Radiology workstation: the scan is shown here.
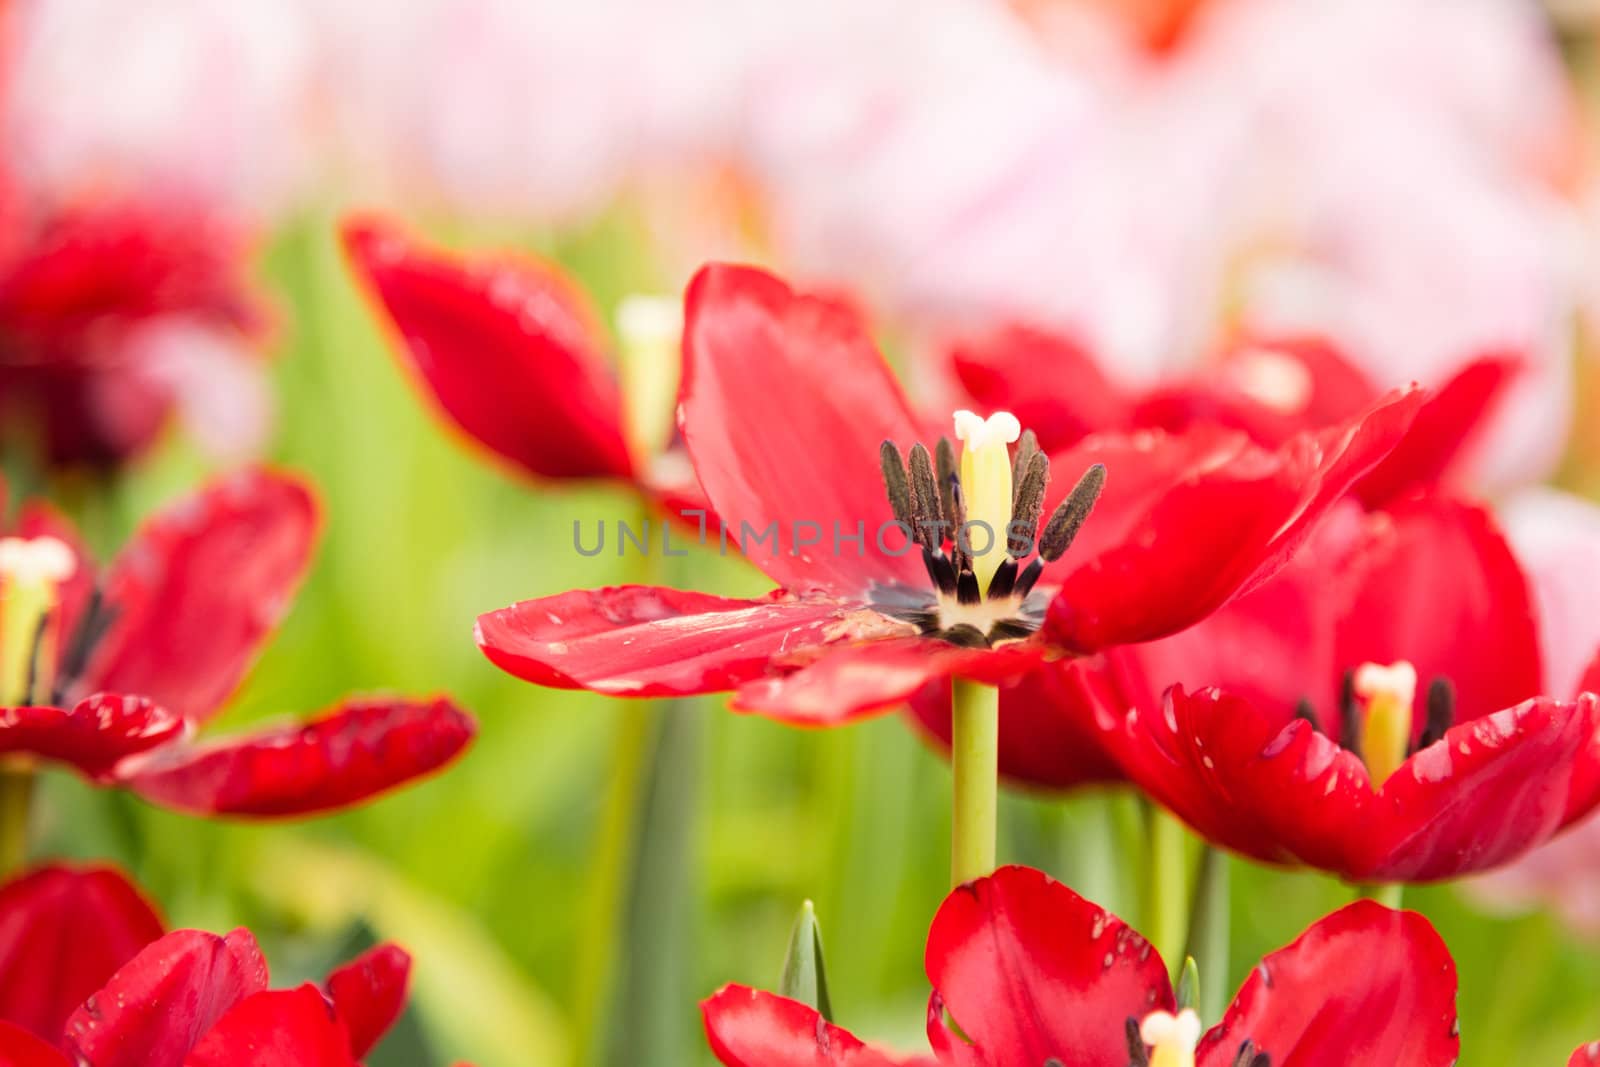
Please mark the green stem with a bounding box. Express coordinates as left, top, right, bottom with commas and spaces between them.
951, 679, 1000, 886
570, 703, 661, 1066
1145, 803, 1191, 973
1182, 847, 1229, 1023
1364, 882, 1404, 909
0, 767, 35, 878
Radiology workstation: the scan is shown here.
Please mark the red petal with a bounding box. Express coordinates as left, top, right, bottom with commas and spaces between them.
681, 264, 925, 595
1120, 687, 1372, 872
182, 986, 357, 1067
904, 658, 1126, 790
0, 865, 163, 1044
1354, 354, 1518, 508
1196, 902, 1458, 1067
0, 695, 187, 780
701, 986, 933, 1067
1362, 696, 1600, 882
119, 697, 474, 817
1573, 1042, 1600, 1066
63, 928, 268, 1067
13, 501, 96, 657
76, 470, 318, 723
1336, 496, 1541, 729
734, 638, 1044, 727
923, 866, 1173, 1063
340, 216, 632, 482
949, 326, 1127, 453
324, 944, 410, 1059
0, 1021, 69, 1066
1046, 389, 1422, 650
477, 587, 848, 697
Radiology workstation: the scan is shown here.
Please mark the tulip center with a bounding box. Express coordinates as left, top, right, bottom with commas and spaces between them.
615, 293, 684, 474
874, 412, 1105, 648
1352, 661, 1415, 786
1141, 1009, 1201, 1067
0, 536, 75, 706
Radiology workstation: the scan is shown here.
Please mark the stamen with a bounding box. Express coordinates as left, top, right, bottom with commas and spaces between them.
1339, 670, 1362, 760
1013, 558, 1045, 599
956, 569, 982, 606
935, 437, 958, 530
1008, 451, 1049, 559
987, 558, 1019, 600
1293, 698, 1318, 731
1353, 661, 1417, 786
53, 587, 115, 704
940, 624, 988, 648
1038, 464, 1106, 562
1232, 1041, 1271, 1067
1140, 1008, 1201, 1067
908, 443, 943, 549
879, 441, 916, 533
1413, 676, 1456, 752
948, 474, 972, 576
1012, 429, 1040, 503
1126, 1017, 1151, 1067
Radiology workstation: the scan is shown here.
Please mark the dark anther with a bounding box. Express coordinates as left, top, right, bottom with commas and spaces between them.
22, 610, 51, 707
1045, 1061, 1065, 1067
956, 568, 982, 606
987, 619, 1036, 642
940, 624, 989, 648
1038, 463, 1106, 562
1339, 669, 1362, 760
1126, 1017, 1152, 1067
1012, 429, 1039, 504
948, 474, 972, 574
935, 437, 958, 529
1414, 676, 1456, 752
1008, 451, 1050, 558
1293, 698, 1319, 732
53, 586, 116, 704
922, 546, 959, 597
1233, 1040, 1270, 1067
908, 443, 942, 550
988, 558, 1018, 600
1013, 558, 1045, 599
880, 441, 916, 532
1124, 1017, 1150, 1067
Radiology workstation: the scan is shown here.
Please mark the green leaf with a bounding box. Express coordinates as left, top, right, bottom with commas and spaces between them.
1175, 956, 1200, 1013
779, 900, 834, 1021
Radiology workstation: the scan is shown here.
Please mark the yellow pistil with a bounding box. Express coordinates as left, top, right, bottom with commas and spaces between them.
615, 294, 684, 474
1354, 661, 1417, 786
952, 410, 1021, 593
1141, 1008, 1201, 1067
0, 536, 76, 707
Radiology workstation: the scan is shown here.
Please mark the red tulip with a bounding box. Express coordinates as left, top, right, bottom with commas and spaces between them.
0, 468, 474, 817
953, 328, 1516, 510
703, 865, 1458, 1066
477, 264, 1420, 731
1064, 494, 1600, 882
1573, 1041, 1600, 1066
0, 864, 418, 1065
0, 191, 271, 468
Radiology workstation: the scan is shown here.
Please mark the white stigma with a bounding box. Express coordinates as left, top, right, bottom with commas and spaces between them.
1141, 1009, 1202, 1067
1226, 347, 1314, 413
952, 410, 1021, 453
616, 294, 683, 347
1353, 661, 1418, 708
0, 536, 76, 588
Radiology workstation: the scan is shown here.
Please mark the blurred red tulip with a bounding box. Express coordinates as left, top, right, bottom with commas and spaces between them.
704, 865, 1458, 1065
0, 468, 474, 817
0, 192, 272, 469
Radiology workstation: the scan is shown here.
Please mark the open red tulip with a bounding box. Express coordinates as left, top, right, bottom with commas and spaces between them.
1066, 494, 1600, 882
953, 328, 1516, 511
0, 468, 473, 817
477, 263, 1420, 732
0, 189, 270, 469
0, 863, 418, 1064
704, 865, 1458, 1066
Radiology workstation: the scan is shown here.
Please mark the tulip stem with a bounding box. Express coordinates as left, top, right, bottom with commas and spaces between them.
951, 679, 1000, 886
0, 766, 34, 878
1145, 803, 1191, 974
1183, 846, 1229, 1023
1364, 882, 1404, 909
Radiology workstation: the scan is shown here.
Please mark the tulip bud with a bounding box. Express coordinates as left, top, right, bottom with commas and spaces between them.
778, 899, 833, 1021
